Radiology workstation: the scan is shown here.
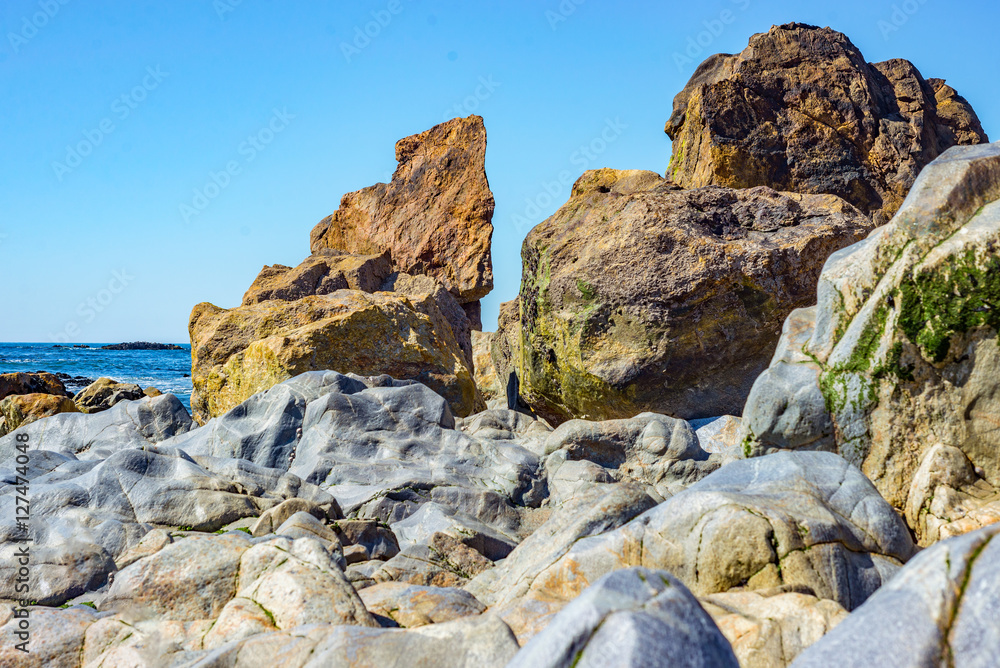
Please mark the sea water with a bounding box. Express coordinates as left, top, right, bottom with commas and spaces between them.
0, 343, 192, 410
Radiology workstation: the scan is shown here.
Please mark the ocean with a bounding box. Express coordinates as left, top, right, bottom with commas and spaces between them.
0, 343, 193, 410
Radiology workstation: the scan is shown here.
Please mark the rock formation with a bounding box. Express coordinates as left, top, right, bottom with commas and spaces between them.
665, 23, 988, 225
0, 371, 70, 401
792, 523, 1000, 667
189, 116, 495, 422
501, 168, 872, 423
0, 393, 78, 436
310, 115, 494, 305
4, 23, 999, 668
73, 377, 145, 413
741, 141, 1000, 545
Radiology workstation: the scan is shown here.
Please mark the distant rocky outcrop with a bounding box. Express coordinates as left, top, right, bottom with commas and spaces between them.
741, 141, 1000, 546
100, 342, 185, 350
189, 116, 494, 423
665, 23, 988, 225
310, 115, 495, 305
495, 168, 872, 423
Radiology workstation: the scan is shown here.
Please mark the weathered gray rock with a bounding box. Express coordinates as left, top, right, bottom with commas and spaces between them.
183, 613, 519, 667
694, 415, 743, 456
203, 536, 376, 649
101, 532, 254, 621
0, 445, 333, 606
275, 511, 345, 568
391, 501, 518, 561
359, 582, 485, 628
792, 523, 1000, 667
373, 532, 494, 588
334, 520, 401, 561
0, 605, 104, 667
250, 497, 337, 537
0, 538, 115, 607
164, 370, 371, 470
701, 589, 848, 668
290, 381, 545, 514
741, 142, 1000, 542
466, 483, 656, 643
904, 443, 1000, 546
0, 393, 194, 461
519, 452, 915, 614
509, 567, 739, 668
542, 413, 720, 498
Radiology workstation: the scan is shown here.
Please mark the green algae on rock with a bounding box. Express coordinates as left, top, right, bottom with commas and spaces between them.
740, 141, 1000, 545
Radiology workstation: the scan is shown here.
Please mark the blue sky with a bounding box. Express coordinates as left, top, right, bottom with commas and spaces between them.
1, 0, 996, 343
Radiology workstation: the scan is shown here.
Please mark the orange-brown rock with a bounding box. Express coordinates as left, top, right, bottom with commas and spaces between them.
0, 393, 79, 436
0, 372, 70, 401
189, 290, 483, 423
241, 251, 392, 306
310, 116, 494, 303
665, 23, 988, 225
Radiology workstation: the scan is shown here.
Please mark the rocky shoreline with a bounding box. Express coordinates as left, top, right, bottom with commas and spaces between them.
1, 23, 998, 668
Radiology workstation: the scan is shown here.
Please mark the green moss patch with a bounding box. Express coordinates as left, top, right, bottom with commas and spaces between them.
898, 248, 1000, 363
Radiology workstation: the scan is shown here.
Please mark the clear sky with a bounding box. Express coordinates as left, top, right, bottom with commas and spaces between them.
1, 0, 996, 343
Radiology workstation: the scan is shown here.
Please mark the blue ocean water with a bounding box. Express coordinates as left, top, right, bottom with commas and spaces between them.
0, 343, 192, 410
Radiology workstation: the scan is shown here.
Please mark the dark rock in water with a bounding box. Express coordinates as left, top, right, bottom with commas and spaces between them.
100, 342, 185, 351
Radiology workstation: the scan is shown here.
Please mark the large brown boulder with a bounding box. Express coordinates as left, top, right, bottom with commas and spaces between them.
310, 115, 494, 303
0, 393, 79, 436
189, 290, 482, 422
505, 168, 873, 424
74, 378, 145, 413
0, 372, 70, 401
665, 23, 988, 225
